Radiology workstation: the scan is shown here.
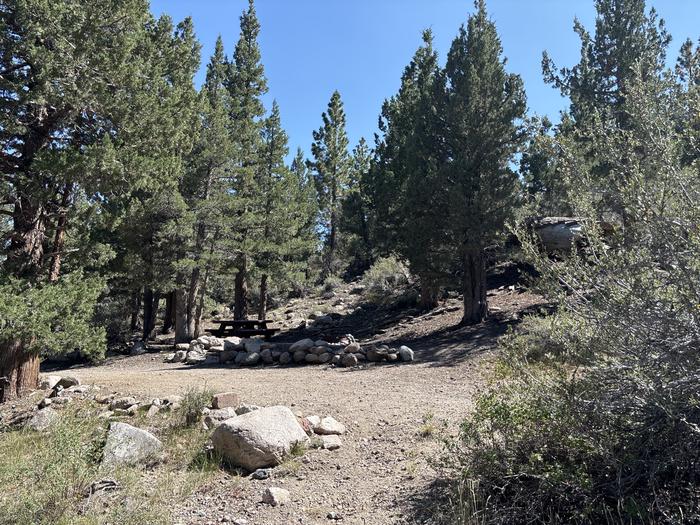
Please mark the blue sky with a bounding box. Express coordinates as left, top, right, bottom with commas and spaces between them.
150, 0, 700, 159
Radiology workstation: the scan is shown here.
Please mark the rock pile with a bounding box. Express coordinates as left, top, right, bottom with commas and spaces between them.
166, 334, 415, 369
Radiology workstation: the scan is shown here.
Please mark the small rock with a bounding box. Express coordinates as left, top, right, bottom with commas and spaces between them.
399, 345, 415, 362
212, 392, 239, 409
204, 407, 239, 428
261, 349, 274, 364
318, 352, 332, 364
289, 339, 315, 353
56, 376, 80, 389
261, 487, 290, 507
314, 416, 346, 435
321, 435, 342, 450
305, 353, 320, 364
110, 397, 137, 410
242, 352, 260, 366
341, 354, 358, 367
26, 407, 59, 431
250, 468, 271, 480
130, 341, 147, 356
279, 352, 291, 365
102, 422, 163, 468
38, 397, 52, 409
98, 411, 114, 419
235, 404, 260, 415
293, 350, 307, 364
146, 405, 160, 418
344, 342, 361, 354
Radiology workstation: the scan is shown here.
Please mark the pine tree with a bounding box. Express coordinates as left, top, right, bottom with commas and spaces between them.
310, 91, 351, 277
443, 0, 526, 324
543, 0, 670, 129
226, 0, 268, 319
254, 101, 289, 319
372, 29, 450, 307
178, 35, 235, 341
340, 137, 374, 275
542, 0, 671, 228
0, 1, 199, 399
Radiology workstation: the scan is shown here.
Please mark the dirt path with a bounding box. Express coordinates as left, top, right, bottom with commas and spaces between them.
51, 287, 543, 524
58, 345, 490, 524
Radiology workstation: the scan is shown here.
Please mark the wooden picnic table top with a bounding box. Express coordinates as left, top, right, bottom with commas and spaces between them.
211, 319, 273, 325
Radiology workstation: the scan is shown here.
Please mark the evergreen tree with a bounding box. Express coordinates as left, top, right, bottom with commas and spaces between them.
254, 101, 289, 319
226, 0, 268, 319
340, 138, 374, 275
443, 0, 526, 324
310, 91, 351, 277
0, 1, 199, 399
542, 0, 671, 227
543, 0, 670, 129
371, 29, 451, 307
179, 35, 235, 341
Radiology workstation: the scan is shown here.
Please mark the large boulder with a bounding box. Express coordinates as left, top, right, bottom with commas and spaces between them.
289, 339, 315, 353
102, 422, 163, 468
211, 406, 309, 471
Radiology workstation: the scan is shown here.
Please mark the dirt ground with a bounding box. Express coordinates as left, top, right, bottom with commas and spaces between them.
50, 283, 546, 525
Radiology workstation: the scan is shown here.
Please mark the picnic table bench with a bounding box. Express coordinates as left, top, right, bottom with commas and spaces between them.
208, 319, 280, 340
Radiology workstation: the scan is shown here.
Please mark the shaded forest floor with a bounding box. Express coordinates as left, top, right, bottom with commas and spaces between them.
46, 272, 547, 525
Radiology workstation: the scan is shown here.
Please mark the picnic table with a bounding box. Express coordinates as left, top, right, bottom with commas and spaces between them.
208, 319, 279, 340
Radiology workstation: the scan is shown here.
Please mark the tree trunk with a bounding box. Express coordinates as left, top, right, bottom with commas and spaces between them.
130, 291, 142, 332
326, 209, 338, 277
162, 291, 175, 334
419, 278, 439, 310
0, 339, 40, 402
194, 266, 211, 338
234, 254, 248, 320
187, 267, 200, 336
462, 247, 488, 325
175, 287, 190, 344
6, 196, 46, 279
48, 183, 73, 283
258, 274, 268, 320
142, 289, 160, 341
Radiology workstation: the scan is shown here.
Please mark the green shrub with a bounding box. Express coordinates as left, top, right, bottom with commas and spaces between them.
174, 387, 213, 428
440, 70, 700, 524
360, 256, 410, 304
318, 275, 343, 294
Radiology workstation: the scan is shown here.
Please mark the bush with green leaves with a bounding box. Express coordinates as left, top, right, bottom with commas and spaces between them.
360, 256, 410, 304
174, 387, 214, 428
0, 271, 105, 360
442, 68, 700, 524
